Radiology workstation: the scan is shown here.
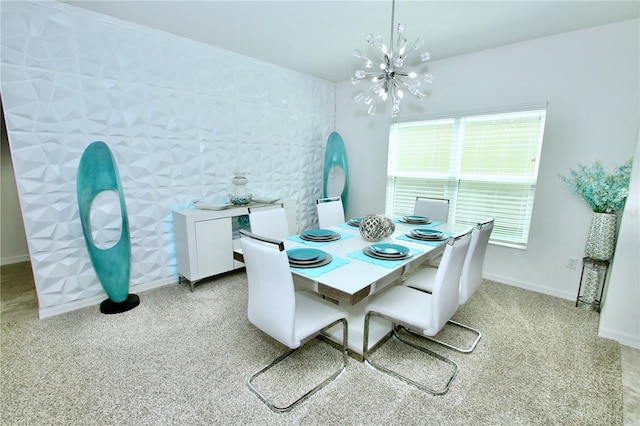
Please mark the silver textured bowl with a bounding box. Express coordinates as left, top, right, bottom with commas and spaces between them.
229, 193, 253, 205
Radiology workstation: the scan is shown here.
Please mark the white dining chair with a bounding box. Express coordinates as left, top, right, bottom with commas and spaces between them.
239, 229, 348, 412
413, 196, 450, 222
363, 232, 471, 395
403, 218, 494, 353
248, 204, 289, 240
316, 196, 345, 229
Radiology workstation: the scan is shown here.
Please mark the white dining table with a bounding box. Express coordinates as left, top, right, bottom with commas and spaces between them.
237, 218, 472, 357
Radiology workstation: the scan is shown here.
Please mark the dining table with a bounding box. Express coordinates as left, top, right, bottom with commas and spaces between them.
235, 216, 472, 358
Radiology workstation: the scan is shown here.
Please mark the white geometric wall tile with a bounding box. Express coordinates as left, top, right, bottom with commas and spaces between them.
31, 248, 104, 309
193, 50, 238, 97
9, 145, 49, 193
19, 192, 83, 252
75, 22, 144, 82
130, 237, 176, 285
125, 192, 170, 237
268, 77, 296, 109
235, 66, 271, 105
1, 0, 336, 317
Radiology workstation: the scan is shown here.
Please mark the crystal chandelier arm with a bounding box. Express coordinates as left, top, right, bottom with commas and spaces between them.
367, 35, 389, 64
354, 79, 384, 102
353, 49, 375, 68
394, 75, 427, 99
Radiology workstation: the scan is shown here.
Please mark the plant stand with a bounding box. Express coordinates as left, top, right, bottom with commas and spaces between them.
575, 257, 610, 312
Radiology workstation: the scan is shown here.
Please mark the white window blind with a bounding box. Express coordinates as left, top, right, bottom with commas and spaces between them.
386, 107, 547, 247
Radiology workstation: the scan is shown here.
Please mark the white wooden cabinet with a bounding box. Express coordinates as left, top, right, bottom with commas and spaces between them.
173, 200, 296, 290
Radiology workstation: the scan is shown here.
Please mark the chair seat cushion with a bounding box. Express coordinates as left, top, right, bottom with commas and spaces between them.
293, 292, 345, 344
366, 286, 432, 332
403, 267, 437, 293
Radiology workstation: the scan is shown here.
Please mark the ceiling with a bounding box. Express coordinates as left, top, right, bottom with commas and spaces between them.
61, 1, 639, 83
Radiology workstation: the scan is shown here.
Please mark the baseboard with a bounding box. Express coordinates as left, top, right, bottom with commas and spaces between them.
483, 272, 575, 301
0, 254, 31, 266
598, 327, 640, 349
38, 276, 178, 319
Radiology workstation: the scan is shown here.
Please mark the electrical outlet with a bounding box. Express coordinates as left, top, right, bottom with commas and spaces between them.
567, 256, 578, 269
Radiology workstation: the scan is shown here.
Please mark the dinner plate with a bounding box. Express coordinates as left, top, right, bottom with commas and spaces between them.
412, 228, 445, 237
400, 215, 431, 224
407, 231, 448, 241
347, 218, 362, 227
287, 248, 325, 262
289, 253, 333, 268
369, 243, 410, 257
300, 233, 341, 242
303, 229, 336, 238
363, 246, 412, 261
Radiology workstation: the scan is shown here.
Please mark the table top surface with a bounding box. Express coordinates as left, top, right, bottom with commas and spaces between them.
283, 219, 471, 305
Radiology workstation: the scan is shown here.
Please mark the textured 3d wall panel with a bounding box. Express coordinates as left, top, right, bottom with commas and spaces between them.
1, 1, 335, 317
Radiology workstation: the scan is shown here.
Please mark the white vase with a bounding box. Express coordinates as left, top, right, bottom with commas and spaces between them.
584, 212, 616, 260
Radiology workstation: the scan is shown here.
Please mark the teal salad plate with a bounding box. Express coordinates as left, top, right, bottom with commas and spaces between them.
369, 243, 410, 256
303, 229, 337, 238
287, 248, 326, 262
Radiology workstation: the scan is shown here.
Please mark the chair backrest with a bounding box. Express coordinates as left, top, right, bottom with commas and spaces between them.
316, 196, 345, 229
429, 232, 471, 334
248, 205, 289, 240
459, 218, 494, 305
240, 230, 297, 348
413, 197, 450, 222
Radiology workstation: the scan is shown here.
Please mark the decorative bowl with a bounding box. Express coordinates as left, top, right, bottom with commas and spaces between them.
229, 193, 253, 205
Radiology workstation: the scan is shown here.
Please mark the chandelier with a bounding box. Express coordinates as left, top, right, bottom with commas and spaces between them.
351, 0, 433, 117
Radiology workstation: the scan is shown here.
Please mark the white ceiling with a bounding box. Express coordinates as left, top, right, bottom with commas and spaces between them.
61, 1, 639, 82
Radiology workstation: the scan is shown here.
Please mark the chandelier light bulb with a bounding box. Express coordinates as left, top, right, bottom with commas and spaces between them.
352, 0, 432, 116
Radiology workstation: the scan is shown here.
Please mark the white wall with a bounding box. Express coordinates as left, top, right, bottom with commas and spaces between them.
337, 20, 639, 345
599, 131, 640, 348
1, 1, 335, 317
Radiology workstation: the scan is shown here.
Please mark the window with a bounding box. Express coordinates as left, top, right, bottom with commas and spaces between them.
385, 106, 547, 248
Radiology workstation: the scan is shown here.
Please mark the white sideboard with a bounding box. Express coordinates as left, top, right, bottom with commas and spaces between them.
173, 200, 296, 290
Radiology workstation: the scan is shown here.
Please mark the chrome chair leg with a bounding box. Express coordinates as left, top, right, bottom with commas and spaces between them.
247, 318, 348, 412
400, 320, 481, 353
363, 312, 459, 395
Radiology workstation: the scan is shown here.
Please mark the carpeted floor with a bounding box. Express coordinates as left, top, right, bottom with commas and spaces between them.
0, 270, 624, 425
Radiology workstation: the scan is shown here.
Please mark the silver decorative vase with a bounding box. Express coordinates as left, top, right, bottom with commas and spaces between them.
359, 214, 385, 242
584, 212, 616, 260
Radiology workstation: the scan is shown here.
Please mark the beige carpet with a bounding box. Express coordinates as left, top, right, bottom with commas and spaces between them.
1, 271, 623, 425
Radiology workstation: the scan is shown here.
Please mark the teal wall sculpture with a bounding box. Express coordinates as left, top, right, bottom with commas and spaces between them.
77, 141, 139, 314
323, 132, 349, 213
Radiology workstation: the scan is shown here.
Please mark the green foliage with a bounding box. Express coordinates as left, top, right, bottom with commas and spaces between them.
559, 159, 633, 213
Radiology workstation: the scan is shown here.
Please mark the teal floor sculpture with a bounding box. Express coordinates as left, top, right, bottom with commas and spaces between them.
77, 141, 139, 314
323, 132, 349, 213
